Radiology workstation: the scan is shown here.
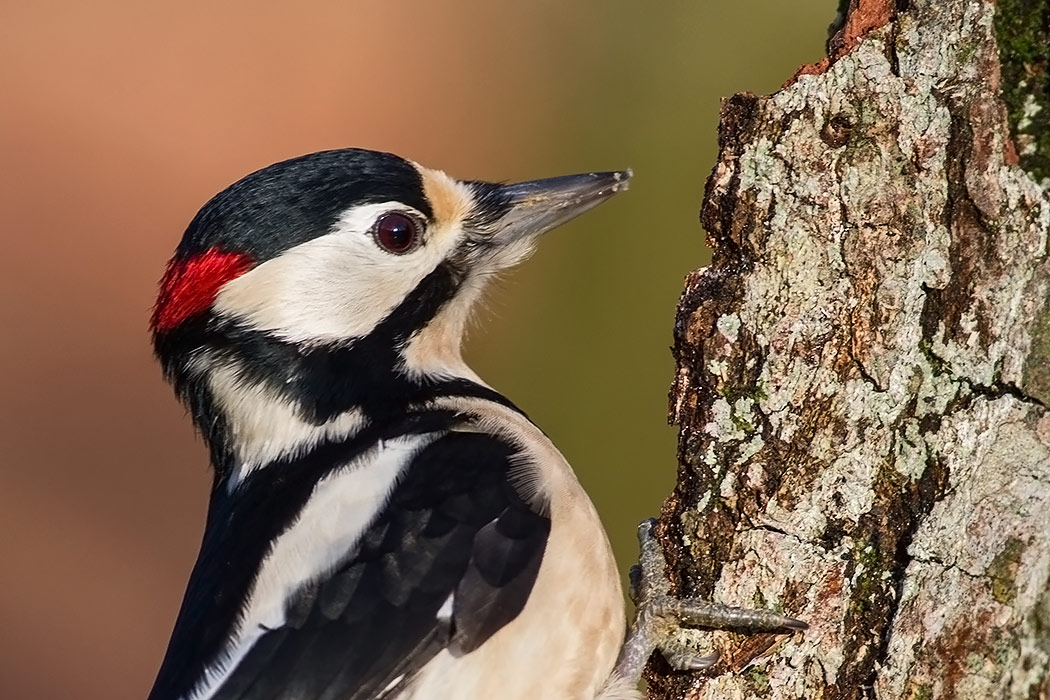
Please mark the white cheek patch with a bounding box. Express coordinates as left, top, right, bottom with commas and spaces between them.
212, 203, 460, 345
204, 359, 367, 485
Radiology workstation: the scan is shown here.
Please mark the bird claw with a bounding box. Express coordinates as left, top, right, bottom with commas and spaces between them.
662, 646, 720, 672
613, 519, 806, 681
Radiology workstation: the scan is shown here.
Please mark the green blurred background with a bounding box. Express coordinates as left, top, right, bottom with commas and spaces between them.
0, 3, 831, 698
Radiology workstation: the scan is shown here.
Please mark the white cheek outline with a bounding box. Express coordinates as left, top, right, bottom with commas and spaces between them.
212, 202, 460, 345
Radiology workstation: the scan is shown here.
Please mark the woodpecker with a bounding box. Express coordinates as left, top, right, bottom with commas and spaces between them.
147, 148, 803, 700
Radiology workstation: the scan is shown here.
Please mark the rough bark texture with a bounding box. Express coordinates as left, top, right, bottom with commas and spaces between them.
651, 1, 1050, 698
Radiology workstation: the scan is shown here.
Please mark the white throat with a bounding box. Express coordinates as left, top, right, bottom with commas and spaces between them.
398, 274, 490, 387
204, 359, 367, 488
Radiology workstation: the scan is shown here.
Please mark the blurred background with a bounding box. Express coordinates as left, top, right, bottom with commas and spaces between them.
0, 2, 831, 698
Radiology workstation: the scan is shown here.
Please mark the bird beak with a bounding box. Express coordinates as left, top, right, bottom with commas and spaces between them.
486, 170, 632, 245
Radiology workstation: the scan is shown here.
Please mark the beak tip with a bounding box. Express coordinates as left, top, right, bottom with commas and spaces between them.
607, 168, 633, 194
488, 168, 633, 243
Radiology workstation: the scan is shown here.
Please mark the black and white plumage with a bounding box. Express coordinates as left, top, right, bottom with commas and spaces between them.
147, 149, 638, 700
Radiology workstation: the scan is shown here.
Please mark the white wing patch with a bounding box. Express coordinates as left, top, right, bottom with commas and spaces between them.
436, 593, 455, 622
187, 432, 441, 700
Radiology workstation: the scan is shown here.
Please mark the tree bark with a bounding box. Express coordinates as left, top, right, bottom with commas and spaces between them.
649, 1, 1050, 698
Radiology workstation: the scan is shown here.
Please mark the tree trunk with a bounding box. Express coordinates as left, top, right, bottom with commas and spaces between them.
649, 1, 1050, 698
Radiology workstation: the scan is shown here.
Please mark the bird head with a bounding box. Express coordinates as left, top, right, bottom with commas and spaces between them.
150, 148, 630, 479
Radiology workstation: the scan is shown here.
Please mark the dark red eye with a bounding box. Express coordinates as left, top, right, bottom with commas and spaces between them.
374, 212, 420, 254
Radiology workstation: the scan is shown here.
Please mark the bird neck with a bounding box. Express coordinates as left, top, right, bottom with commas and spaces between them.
165, 321, 512, 490
154, 264, 510, 486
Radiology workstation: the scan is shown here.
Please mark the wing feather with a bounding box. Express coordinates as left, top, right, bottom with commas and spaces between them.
149, 427, 549, 700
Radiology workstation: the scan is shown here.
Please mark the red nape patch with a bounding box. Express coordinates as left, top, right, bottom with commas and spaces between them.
150, 248, 254, 332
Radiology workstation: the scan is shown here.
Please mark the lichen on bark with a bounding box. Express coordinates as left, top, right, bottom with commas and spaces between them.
652, 1, 1050, 698
994, 0, 1050, 183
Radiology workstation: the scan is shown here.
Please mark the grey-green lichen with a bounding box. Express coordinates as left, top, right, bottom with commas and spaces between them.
663, 0, 1050, 698
988, 536, 1026, 605
906, 683, 934, 700
1023, 288, 1050, 405
746, 667, 771, 691
846, 538, 884, 619
994, 0, 1050, 183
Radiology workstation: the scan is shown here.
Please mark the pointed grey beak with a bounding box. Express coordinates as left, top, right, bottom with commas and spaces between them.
488, 170, 632, 244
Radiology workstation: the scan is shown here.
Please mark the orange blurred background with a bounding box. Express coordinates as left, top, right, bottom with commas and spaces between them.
0, 3, 830, 698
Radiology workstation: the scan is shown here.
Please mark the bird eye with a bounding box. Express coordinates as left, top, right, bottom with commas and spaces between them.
373, 212, 420, 254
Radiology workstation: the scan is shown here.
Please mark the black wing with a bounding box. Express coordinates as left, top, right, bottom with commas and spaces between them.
148, 430, 549, 700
